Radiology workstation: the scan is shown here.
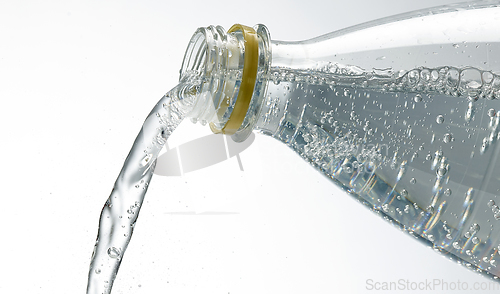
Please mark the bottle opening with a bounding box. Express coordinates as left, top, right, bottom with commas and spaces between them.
209, 24, 259, 136
180, 24, 272, 142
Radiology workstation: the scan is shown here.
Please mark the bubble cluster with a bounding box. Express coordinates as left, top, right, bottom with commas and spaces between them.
264, 60, 500, 282
268, 65, 500, 100
107, 247, 121, 259
487, 200, 500, 220
301, 123, 383, 175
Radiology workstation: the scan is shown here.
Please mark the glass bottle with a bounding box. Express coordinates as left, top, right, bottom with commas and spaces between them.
181, 1, 500, 281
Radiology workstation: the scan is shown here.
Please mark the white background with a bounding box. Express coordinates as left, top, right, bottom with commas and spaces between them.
2, 0, 500, 293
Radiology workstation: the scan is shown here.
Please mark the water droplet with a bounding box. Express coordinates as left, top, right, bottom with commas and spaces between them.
95, 268, 101, 274
401, 189, 408, 197
444, 189, 452, 196
488, 200, 496, 207
453, 242, 461, 249
425, 153, 433, 161
488, 108, 496, 117
410, 178, 416, 184
436, 115, 444, 124
107, 247, 121, 259
414, 94, 422, 102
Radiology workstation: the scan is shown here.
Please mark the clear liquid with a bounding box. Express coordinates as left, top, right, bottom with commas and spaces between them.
257, 66, 500, 280
86, 78, 199, 294
86, 61, 500, 291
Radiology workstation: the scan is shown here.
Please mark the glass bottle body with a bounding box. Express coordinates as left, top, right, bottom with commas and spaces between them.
184, 1, 500, 280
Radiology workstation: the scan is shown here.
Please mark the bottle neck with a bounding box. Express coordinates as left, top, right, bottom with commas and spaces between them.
183, 3, 500, 142
252, 4, 500, 138
180, 24, 271, 142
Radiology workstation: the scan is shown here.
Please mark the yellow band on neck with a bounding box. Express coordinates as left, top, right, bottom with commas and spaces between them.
210, 24, 258, 135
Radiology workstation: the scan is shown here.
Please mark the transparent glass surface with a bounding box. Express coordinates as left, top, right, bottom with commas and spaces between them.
253, 1, 500, 280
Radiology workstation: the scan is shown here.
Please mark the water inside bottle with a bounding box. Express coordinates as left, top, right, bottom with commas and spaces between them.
259, 62, 500, 279
86, 76, 199, 294
87, 43, 500, 292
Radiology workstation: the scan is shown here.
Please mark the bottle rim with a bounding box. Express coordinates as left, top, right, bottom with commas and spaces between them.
209, 24, 259, 135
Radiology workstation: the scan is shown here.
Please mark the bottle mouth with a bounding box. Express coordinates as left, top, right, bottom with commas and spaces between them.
180, 24, 271, 142
209, 24, 259, 136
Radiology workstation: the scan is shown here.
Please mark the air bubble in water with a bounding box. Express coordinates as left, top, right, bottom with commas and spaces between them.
470, 223, 480, 233
437, 166, 448, 177
343, 163, 353, 174
107, 247, 121, 259
472, 237, 480, 244
436, 115, 444, 124
465, 102, 475, 123
426, 206, 434, 214
140, 153, 153, 167
443, 133, 452, 143
401, 189, 408, 197
408, 70, 420, 84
